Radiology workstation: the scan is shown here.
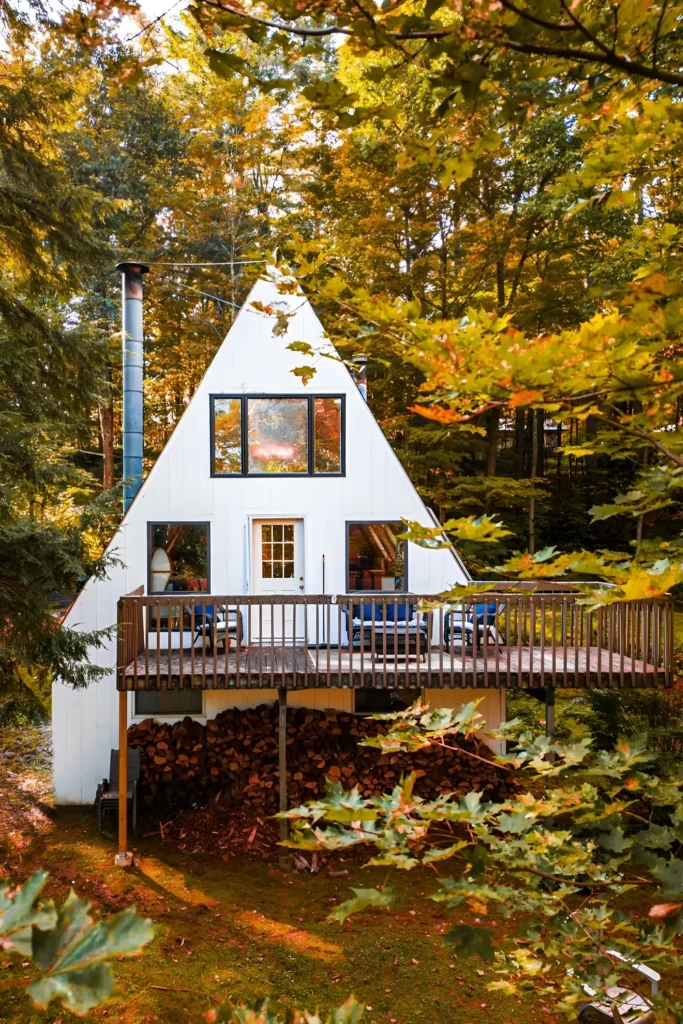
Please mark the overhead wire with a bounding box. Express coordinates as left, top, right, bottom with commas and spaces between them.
145, 259, 269, 267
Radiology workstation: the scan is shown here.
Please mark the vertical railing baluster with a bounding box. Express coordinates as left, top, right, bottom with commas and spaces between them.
189, 599, 195, 687
665, 599, 673, 685
449, 601, 455, 690
632, 601, 638, 684
460, 599, 466, 690
551, 597, 557, 689
482, 593, 489, 690
144, 599, 150, 690
517, 596, 523, 689
494, 597, 500, 690
167, 594, 172, 696
619, 603, 625, 687
539, 596, 545, 691
327, 598, 333, 688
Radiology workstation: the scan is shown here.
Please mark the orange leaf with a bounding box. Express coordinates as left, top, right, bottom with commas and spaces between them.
648, 903, 682, 919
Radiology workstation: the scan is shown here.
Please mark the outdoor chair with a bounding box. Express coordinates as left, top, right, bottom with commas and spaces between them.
95, 748, 141, 834
193, 604, 244, 653
342, 601, 429, 657
575, 950, 660, 1022
444, 603, 500, 650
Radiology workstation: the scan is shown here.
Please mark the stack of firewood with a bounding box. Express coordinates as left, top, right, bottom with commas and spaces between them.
128, 702, 514, 811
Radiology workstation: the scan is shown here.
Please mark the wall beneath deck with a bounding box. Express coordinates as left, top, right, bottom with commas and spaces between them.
52, 276, 468, 804
422, 687, 506, 755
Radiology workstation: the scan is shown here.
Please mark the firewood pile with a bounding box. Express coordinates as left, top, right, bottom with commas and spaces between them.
128, 702, 514, 813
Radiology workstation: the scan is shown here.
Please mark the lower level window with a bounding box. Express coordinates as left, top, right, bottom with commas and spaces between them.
355, 688, 420, 714
347, 522, 406, 592
135, 689, 203, 716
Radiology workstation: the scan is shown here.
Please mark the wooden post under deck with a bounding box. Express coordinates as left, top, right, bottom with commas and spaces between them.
546, 688, 555, 741
115, 690, 132, 867
544, 688, 557, 761
278, 687, 291, 871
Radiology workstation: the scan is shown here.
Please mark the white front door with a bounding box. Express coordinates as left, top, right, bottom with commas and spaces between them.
251, 519, 305, 642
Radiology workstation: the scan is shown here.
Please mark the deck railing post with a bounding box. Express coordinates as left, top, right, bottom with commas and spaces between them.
115, 689, 132, 867
277, 687, 291, 871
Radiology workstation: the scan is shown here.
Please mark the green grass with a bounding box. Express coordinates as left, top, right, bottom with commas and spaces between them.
0, 730, 558, 1024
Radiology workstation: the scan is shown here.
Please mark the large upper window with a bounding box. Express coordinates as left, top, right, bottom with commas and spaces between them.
148, 523, 209, 594
347, 522, 406, 592
211, 395, 344, 476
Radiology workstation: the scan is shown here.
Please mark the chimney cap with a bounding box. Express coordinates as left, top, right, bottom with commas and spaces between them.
116, 261, 150, 274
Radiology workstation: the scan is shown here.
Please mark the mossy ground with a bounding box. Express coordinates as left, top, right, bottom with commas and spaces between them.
0, 728, 561, 1024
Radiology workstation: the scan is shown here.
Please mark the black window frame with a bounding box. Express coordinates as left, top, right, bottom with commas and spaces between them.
345, 520, 408, 593
147, 521, 211, 596
210, 394, 346, 478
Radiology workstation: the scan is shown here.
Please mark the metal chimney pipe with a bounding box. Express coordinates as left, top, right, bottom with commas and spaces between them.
116, 261, 149, 512
351, 354, 368, 402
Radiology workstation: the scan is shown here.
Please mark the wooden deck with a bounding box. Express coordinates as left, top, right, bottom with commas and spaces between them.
122, 643, 667, 690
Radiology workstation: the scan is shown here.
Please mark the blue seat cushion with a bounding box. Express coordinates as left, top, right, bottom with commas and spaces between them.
352, 602, 416, 622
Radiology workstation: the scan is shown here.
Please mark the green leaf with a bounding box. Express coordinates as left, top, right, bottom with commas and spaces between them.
328, 888, 394, 924
444, 924, 496, 961
29, 896, 157, 1013
598, 829, 632, 854
205, 48, 248, 79
329, 996, 365, 1023
29, 964, 114, 1014
0, 871, 55, 942
650, 858, 683, 897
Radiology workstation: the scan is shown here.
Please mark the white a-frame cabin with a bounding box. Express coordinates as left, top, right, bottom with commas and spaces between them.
53, 274, 671, 809
53, 273, 493, 805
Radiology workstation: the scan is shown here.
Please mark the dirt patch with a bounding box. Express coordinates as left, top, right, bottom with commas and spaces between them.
0, 727, 54, 868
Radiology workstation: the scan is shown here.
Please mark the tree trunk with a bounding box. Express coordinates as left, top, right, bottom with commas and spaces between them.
99, 402, 115, 491
536, 409, 545, 477
496, 260, 505, 311
487, 408, 500, 477
516, 409, 526, 478
585, 416, 597, 475
529, 411, 539, 556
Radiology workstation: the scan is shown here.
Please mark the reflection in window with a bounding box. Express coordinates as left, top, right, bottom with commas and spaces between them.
211, 396, 344, 476
149, 524, 209, 594
248, 398, 308, 474
212, 397, 242, 473
314, 397, 342, 473
135, 689, 203, 716
262, 523, 295, 579
347, 522, 405, 592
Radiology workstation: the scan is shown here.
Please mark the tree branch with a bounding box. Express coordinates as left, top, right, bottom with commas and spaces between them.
199, 1, 683, 87
498, 0, 573, 33
652, 0, 669, 67
558, 0, 617, 57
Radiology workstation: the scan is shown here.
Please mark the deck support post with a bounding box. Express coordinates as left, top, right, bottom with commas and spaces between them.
545, 688, 555, 742
115, 690, 133, 867
278, 687, 291, 871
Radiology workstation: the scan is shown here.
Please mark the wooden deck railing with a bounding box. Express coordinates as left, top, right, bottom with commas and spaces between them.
116, 585, 674, 691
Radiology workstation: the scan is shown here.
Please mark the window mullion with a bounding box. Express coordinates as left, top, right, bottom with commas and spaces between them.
241, 397, 247, 475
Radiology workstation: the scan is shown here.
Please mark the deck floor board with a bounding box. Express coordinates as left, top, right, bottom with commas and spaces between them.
122, 644, 665, 689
